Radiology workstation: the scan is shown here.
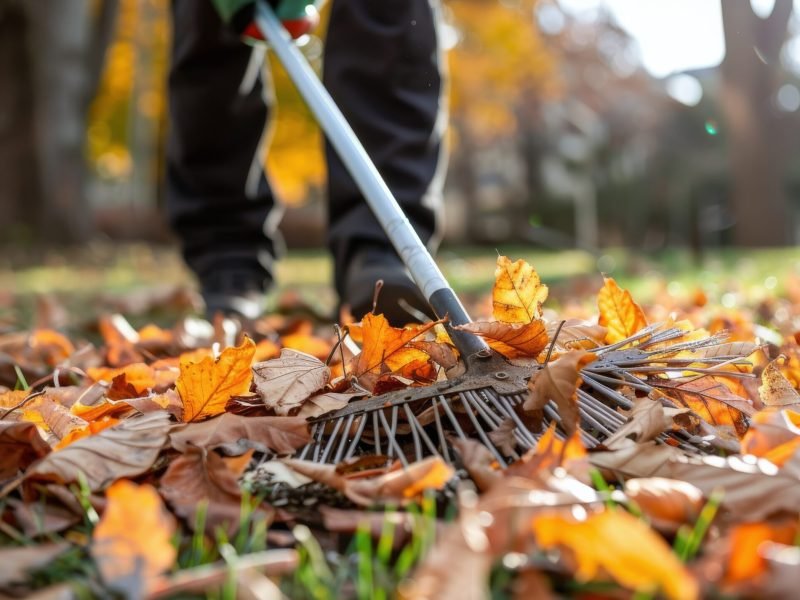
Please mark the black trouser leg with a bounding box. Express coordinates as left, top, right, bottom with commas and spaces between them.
323, 0, 446, 296
167, 0, 277, 288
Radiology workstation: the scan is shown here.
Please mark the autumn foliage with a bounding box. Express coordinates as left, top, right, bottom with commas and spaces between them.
2, 255, 800, 598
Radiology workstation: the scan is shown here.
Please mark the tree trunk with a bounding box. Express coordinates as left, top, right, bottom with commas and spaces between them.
720, 0, 793, 246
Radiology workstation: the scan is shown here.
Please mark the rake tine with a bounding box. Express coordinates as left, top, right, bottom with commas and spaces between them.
333, 413, 355, 464
583, 372, 649, 395
438, 395, 468, 440
465, 391, 521, 459
378, 408, 408, 468
576, 402, 615, 437
597, 323, 662, 353
344, 415, 368, 461
405, 404, 440, 457
577, 390, 626, 425
319, 416, 345, 463
493, 394, 537, 448
373, 411, 382, 455
389, 406, 400, 457
298, 423, 319, 460
312, 419, 326, 462
580, 376, 634, 409
431, 397, 451, 463
458, 393, 508, 467
403, 404, 423, 461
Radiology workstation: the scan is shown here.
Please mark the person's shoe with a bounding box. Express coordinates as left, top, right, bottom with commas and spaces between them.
340, 244, 437, 326
200, 270, 269, 321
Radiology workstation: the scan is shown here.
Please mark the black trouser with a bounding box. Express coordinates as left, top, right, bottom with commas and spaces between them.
166, 0, 445, 296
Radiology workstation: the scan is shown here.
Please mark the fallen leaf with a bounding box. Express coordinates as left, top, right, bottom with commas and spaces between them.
653, 376, 755, 437
176, 337, 256, 422
597, 276, 647, 344
451, 438, 502, 491
759, 357, 800, 407
160, 445, 268, 535
492, 255, 548, 324
8, 498, 80, 537
623, 477, 704, 532
456, 320, 549, 359
532, 509, 698, 600
604, 396, 689, 449
252, 349, 330, 415
23, 398, 87, 443
28, 329, 75, 367
507, 423, 587, 478
351, 313, 438, 380
741, 408, 800, 466
408, 340, 459, 370
91, 480, 176, 597
725, 521, 798, 586
99, 314, 144, 367
0, 421, 51, 479
27, 411, 171, 491
170, 412, 309, 455
281, 456, 453, 506
524, 350, 596, 436
546, 319, 607, 350
297, 392, 361, 419
86, 363, 156, 396
0, 542, 70, 587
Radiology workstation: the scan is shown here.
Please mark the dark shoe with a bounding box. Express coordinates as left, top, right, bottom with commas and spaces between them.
340, 244, 437, 326
200, 270, 270, 321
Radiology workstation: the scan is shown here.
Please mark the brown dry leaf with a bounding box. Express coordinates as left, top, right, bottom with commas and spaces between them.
170, 412, 309, 455
398, 524, 492, 600
456, 320, 548, 359
297, 392, 361, 419
623, 477, 704, 532
546, 319, 607, 350
653, 376, 755, 437
524, 350, 596, 436
692, 341, 759, 360
0, 542, 70, 587
725, 520, 798, 586
0, 421, 51, 479
532, 509, 698, 600
54, 416, 121, 450
451, 437, 502, 491
176, 337, 256, 422
160, 445, 267, 535
492, 255, 548, 324
351, 313, 438, 379
86, 363, 156, 396
99, 314, 144, 367
597, 276, 648, 344
408, 340, 459, 370
604, 396, 689, 449
281, 456, 453, 506
8, 498, 80, 537
27, 411, 171, 491
591, 443, 800, 521
91, 480, 176, 597
23, 398, 88, 443
759, 357, 800, 407
252, 349, 330, 416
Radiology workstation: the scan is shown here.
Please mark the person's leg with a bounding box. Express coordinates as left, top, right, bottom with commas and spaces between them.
323, 0, 447, 321
167, 0, 279, 317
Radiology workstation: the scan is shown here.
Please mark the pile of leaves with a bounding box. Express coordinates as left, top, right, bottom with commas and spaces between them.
2, 256, 800, 599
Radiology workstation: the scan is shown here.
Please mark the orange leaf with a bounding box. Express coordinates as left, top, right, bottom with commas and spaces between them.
524, 350, 596, 436
597, 276, 647, 344
86, 363, 156, 395
99, 314, 143, 367
492, 256, 548, 324
623, 478, 704, 532
741, 408, 800, 466
653, 376, 755, 437
176, 338, 256, 422
91, 480, 176, 596
351, 313, 438, 378
726, 521, 797, 585
456, 320, 549, 359
54, 417, 121, 450
28, 329, 75, 366
508, 422, 586, 476
532, 509, 698, 600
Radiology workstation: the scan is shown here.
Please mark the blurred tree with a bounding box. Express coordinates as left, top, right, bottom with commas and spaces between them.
720, 0, 794, 246
0, 0, 117, 244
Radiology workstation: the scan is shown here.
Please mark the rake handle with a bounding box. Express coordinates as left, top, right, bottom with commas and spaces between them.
255, 2, 489, 356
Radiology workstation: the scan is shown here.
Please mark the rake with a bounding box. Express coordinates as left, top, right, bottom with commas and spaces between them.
255, 4, 754, 466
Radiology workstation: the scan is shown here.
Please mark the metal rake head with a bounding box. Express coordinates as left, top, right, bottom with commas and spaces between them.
296, 323, 753, 467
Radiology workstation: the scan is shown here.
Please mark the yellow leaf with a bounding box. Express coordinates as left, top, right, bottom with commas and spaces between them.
532, 509, 698, 600
597, 276, 647, 344
176, 338, 256, 422
86, 363, 156, 395
492, 256, 548, 324
91, 480, 176, 595
351, 313, 438, 378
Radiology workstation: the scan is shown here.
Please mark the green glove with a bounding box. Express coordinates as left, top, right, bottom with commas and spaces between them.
211, 0, 320, 39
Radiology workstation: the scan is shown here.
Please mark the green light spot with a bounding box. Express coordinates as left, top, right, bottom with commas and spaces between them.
704, 120, 718, 135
